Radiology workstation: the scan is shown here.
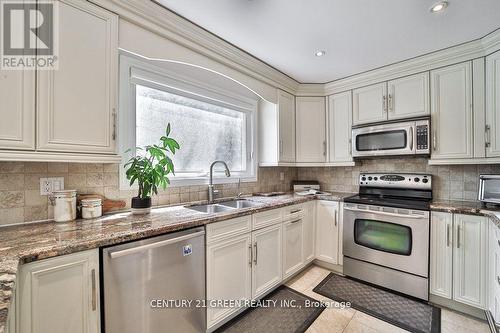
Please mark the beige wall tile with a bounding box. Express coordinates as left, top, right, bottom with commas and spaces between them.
87, 173, 104, 187
67, 174, 87, 188
24, 162, 48, 173
103, 173, 119, 186
68, 163, 86, 173
104, 163, 120, 173
86, 163, 104, 173
0, 208, 24, 225
0, 162, 24, 173
0, 191, 24, 208
48, 162, 69, 173
0, 174, 24, 190
25, 190, 47, 206
25, 174, 46, 190
24, 205, 48, 222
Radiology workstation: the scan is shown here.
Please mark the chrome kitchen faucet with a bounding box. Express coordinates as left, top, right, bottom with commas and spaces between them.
208, 161, 231, 203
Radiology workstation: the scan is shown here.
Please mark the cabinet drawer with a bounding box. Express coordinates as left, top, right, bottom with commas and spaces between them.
283, 204, 305, 221
252, 208, 283, 230
206, 216, 252, 243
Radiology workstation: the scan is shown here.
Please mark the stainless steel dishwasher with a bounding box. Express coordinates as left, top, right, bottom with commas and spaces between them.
102, 227, 205, 333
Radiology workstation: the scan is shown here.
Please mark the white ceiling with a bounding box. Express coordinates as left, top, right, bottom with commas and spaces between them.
155, 0, 500, 83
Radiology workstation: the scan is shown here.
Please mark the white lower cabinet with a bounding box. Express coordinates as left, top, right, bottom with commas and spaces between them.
489, 218, 500, 325
315, 200, 340, 265
206, 233, 253, 329
303, 202, 316, 264
282, 218, 304, 279
17, 250, 100, 333
206, 203, 322, 330
252, 224, 283, 299
430, 212, 488, 309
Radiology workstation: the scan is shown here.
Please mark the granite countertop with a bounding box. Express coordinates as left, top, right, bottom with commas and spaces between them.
430, 199, 500, 226
0, 192, 353, 332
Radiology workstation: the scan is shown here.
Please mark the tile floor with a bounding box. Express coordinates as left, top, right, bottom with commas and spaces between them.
285, 265, 490, 333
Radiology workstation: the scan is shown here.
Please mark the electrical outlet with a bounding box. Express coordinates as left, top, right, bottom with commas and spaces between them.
40, 177, 65, 195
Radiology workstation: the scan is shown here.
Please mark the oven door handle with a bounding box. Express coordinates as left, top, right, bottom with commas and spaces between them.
409, 127, 414, 152
343, 206, 426, 219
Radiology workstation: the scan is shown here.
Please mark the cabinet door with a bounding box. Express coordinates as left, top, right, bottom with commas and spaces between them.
353, 82, 387, 125
315, 201, 339, 264
252, 224, 282, 298
18, 250, 100, 333
328, 91, 353, 163
430, 212, 453, 299
453, 214, 488, 309
388, 72, 430, 120
278, 90, 296, 162
283, 218, 304, 279
207, 234, 252, 329
37, 0, 118, 153
302, 202, 315, 264
486, 50, 500, 157
0, 69, 35, 150
296, 97, 327, 163
430, 62, 473, 159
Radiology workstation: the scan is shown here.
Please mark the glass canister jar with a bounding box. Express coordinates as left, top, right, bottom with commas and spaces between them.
81, 198, 102, 219
49, 190, 77, 222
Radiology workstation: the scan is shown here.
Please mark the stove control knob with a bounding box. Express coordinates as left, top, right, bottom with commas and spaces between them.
361, 177, 366, 181
414, 177, 420, 182
368, 176, 373, 181
422, 178, 428, 184
374, 177, 378, 181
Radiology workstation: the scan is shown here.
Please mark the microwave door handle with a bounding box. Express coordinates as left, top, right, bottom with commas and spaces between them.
409, 127, 414, 152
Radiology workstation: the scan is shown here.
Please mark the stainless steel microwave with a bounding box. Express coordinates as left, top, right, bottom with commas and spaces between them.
352, 118, 430, 158
478, 175, 500, 204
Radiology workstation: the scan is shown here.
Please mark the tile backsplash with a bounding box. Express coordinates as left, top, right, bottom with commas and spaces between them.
1, 158, 499, 225
0, 162, 296, 225
298, 157, 500, 202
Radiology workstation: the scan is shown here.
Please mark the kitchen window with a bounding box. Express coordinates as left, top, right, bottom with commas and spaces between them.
119, 54, 257, 188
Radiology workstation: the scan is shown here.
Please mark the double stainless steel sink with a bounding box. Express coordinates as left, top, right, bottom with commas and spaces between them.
186, 199, 262, 214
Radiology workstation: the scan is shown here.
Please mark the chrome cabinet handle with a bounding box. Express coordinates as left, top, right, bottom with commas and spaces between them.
112, 108, 117, 141
334, 210, 338, 227
388, 94, 394, 112
290, 219, 301, 224
253, 242, 258, 265
291, 209, 302, 214
432, 130, 437, 151
279, 139, 283, 155
382, 96, 387, 113
323, 141, 327, 156
497, 239, 500, 247
409, 127, 414, 151
248, 244, 252, 266
497, 276, 500, 286
456, 226, 461, 249
446, 224, 451, 247
348, 138, 352, 154
91, 269, 97, 311
486, 125, 491, 148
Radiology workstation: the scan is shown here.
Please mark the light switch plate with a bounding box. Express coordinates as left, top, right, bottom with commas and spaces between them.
40, 177, 65, 195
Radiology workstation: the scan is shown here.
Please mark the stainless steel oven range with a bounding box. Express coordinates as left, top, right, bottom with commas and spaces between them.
343, 173, 432, 300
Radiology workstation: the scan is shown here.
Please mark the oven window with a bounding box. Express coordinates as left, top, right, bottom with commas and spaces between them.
354, 219, 412, 255
356, 130, 407, 151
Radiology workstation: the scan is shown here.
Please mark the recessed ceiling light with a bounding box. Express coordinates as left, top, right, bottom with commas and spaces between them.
430, 1, 448, 13
315, 50, 326, 57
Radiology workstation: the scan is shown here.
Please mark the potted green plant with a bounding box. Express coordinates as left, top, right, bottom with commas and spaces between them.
124, 124, 180, 214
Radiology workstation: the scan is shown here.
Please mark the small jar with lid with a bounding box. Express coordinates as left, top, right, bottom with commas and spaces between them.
81, 198, 103, 219
49, 190, 77, 222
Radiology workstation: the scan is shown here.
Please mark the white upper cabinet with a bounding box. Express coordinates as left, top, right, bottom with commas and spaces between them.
328, 91, 353, 164
37, 0, 118, 154
387, 73, 430, 120
353, 82, 387, 125
486, 50, 500, 158
453, 214, 488, 309
0, 69, 35, 150
296, 96, 327, 163
278, 90, 296, 162
430, 62, 473, 160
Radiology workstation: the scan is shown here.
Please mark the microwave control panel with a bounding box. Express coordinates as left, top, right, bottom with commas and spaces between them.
416, 124, 429, 151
